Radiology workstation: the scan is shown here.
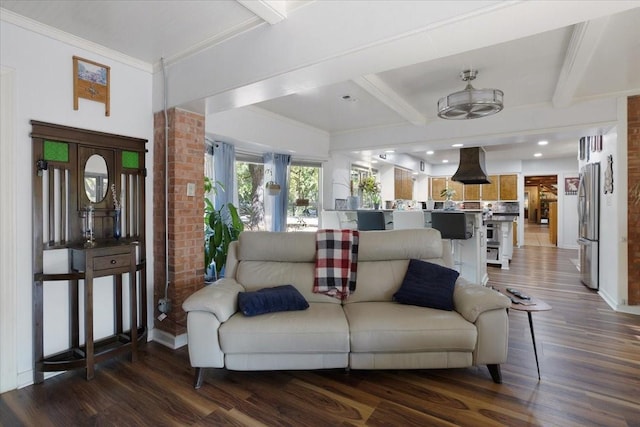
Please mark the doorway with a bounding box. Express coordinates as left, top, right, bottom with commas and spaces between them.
524, 175, 558, 246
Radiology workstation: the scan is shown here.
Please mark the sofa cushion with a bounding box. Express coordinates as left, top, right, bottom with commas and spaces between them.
357, 229, 444, 261
220, 303, 349, 354
393, 259, 459, 310
237, 285, 309, 317
344, 302, 477, 353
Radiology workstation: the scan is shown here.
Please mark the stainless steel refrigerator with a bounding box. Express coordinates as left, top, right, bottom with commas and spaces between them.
577, 162, 600, 289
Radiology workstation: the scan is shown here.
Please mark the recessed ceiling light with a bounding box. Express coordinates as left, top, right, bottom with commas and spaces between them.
452, 143, 464, 147
371, 159, 379, 163
534, 153, 542, 157
341, 94, 358, 102
426, 150, 434, 155
538, 140, 548, 146
385, 149, 395, 153
442, 159, 449, 163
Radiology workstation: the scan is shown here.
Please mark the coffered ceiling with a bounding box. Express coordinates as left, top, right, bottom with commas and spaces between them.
2, 1, 639, 165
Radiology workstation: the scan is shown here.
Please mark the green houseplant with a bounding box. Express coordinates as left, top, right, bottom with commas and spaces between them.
358, 176, 381, 208
204, 177, 244, 281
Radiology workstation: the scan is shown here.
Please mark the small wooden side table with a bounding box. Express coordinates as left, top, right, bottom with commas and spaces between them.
494, 287, 552, 380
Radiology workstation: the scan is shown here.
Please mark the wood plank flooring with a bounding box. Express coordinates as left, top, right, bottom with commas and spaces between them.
2, 246, 640, 426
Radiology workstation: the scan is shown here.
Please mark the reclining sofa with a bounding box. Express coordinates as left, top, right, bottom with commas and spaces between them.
182, 228, 510, 388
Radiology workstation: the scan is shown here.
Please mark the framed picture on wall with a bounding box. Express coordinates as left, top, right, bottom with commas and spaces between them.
73, 56, 110, 116
565, 177, 579, 195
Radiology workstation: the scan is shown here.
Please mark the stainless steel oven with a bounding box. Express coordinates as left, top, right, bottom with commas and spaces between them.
486, 223, 495, 241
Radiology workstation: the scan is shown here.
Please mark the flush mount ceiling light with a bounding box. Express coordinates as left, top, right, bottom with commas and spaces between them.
437, 70, 504, 120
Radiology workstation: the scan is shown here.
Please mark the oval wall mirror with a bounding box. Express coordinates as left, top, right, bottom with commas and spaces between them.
84, 154, 109, 203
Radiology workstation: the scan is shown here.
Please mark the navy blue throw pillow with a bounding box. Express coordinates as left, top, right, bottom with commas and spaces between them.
393, 259, 459, 311
237, 285, 309, 317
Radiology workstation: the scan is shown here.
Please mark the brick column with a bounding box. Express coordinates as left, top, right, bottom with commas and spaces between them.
628, 95, 640, 305
153, 108, 205, 335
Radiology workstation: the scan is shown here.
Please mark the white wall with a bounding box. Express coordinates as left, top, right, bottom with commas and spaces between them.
0, 20, 154, 388
206, 106, 330, 161
579, 111, 633, 313
0, 66, 17, 393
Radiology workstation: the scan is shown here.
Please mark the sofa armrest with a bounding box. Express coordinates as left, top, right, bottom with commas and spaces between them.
182, 278, 245, 322
453, 280, 511, 323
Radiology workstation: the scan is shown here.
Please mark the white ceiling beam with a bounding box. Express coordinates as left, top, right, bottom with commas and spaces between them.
162, 1, 637, 113
552, 17, 610, 108
236, 0, 287, 25
352, 74, 426, 126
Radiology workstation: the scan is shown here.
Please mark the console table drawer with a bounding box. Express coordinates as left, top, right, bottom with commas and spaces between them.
71, 244, 135, 276
93, 253, 131, 272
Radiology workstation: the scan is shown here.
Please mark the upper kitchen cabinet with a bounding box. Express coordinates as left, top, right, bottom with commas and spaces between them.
448, 180, 464, 201
482, 175, 499, 201
463, 184, 481, 201
394, 167, 413, 200
430, 173, 519, 202
499, 174, 518, 200
431, 177, 447, 201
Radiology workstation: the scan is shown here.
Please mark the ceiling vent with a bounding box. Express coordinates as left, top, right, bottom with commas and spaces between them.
451, 147, 490, 184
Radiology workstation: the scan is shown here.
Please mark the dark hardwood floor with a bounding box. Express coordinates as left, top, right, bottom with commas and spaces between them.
2, 246, 640, 426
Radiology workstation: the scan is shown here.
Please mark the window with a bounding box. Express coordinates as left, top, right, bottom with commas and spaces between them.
287, 163, 321, 232
236, 154, 266, 230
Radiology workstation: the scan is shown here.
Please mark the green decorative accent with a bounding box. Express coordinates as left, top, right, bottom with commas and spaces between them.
122, 151, 139, 169
43, 140, 69, 162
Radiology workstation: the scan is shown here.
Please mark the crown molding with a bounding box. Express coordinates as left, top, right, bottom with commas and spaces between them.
1, 8, 153, 73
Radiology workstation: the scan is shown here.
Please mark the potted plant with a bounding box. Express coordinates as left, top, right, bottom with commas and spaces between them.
265, 181, 281, 196
359, 176, 381, 209
204, 177, 244, 282
264, 168, 281, 196
440, 188, 457, 210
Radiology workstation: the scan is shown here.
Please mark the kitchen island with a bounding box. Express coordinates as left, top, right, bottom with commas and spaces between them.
322, 209, 488, 285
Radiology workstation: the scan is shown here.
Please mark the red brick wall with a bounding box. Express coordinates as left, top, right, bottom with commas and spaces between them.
153, 108, 205, 335
629, 96, 640, 305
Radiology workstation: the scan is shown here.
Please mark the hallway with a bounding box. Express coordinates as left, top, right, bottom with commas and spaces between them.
523, 222, 556, 247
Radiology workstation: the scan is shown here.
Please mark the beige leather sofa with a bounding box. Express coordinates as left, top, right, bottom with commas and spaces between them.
183, 228, 510, 388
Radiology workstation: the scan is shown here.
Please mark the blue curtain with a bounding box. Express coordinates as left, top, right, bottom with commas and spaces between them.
213, 141, 235, 209
264, 152, 291, 231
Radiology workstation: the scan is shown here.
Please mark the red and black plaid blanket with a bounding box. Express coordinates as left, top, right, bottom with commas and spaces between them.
313, 229, 359, 300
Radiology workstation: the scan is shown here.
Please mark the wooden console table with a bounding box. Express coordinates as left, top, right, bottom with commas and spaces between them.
34, 242, 145, 381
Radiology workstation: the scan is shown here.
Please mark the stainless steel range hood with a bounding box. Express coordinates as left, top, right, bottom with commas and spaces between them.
451, 147, 490, 184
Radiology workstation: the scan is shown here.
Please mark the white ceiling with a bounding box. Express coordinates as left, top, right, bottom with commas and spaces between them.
2, 0, 639, 166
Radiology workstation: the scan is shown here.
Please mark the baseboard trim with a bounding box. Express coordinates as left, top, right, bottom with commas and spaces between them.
599, 289, 640, 314
150, 328, 188, 349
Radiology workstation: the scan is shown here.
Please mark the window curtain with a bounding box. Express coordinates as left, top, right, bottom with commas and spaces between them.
204, 140, 215, 207
213, 141, 235, 209
263, 152, 291, 231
